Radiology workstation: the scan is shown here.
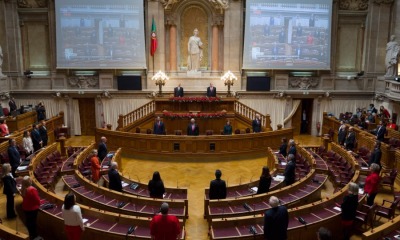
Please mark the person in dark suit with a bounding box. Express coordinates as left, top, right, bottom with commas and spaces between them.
257, 166, 272, 194
206, 83, 216, 97
108, 162, 122, 192
36, 102, 46, 122
97, 136, 108, 162
8, 97, 17, 113
148, 171, 165, 199
369, 141, 382, 168
7, 139, 21, 177
187, 118, 199, 136
31, 124, 42, 152
252, 114, 262, 133
223, 120, 232, 135
174, 83, 184, 97
376, 120, 386, 142
153, 116, 165, 135
209, 169, 226, 200
288, 139, 296, 156
263, 196, 289, 240
284, 154, 296, 186
278, 137, 288, 157
39, 120, 48, 147
2, 163, 18, 219
339, 182, 359, 240
344, 127, 356, 151
338, 121, 347, 145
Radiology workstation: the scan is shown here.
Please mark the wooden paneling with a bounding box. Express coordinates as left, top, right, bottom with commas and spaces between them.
78, 98, 96, 135
6, 111, 37, 132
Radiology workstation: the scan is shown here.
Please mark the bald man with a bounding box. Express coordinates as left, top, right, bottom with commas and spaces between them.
97, 136, 108, 162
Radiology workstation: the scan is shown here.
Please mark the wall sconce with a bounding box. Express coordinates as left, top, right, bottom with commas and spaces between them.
102, 91, 112, 98
221, 70, 237, 97
151, 71, 169, 96
274, 91, 286, 99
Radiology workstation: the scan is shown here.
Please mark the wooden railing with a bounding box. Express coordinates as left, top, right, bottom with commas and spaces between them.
234, 101, 272, 131
117, 101, 156, 131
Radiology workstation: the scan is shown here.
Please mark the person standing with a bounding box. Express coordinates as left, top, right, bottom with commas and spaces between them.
223, 120, 232, 135
21, 176, 41, 240
209, 169, 227, 200
263, 196, 289, 240
301, 109, 308, 133
369, 141, 382, 168
31, 124, 43, 152
288, 139, 297, 156
153, 116, 165, 135
364, 163, 380, 206
148, 171, 165, 199
39, 120, 48, 147
7, 139, 21, 177
252, 114, 262, 133
338, 121, 347, 146
376, 120, 386, 142
206, 83, 217, 97
36, 102, 46, 122
339, 182, 359, 240
150, 203, 181, 240
257, 166, 272, 194
187, 28, 203, 72
97, 136, 107, 162
23, 130, 34, 155
90, 150, 101, 183
108, 162, 122, 192
174, 83, 184, 97
9, 97, 17, 113
284, 154, 296, 186
278, 137, 288, 157
187, 118, 199, 136
62, 193, 84, 240
2, 163, 18, 219
344, 127, 356, 151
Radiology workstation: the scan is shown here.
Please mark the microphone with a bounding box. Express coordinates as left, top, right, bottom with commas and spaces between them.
243, 203, 251, 211
249, 225, 257, 235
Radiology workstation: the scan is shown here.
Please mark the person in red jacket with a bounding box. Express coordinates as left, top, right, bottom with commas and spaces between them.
90, 149, 101, 183
150, 202, 181, 240
364, 163, 380, 206
21, 176, 41, 240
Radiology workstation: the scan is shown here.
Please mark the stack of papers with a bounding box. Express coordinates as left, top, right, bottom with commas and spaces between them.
121, 181, 129, 187
273, 175, 285, 181
333, 207, 341, 212
250, 187, 258, 193
359, 189, 364, 195
17, 166, 28, 171
280, 162, 287, 166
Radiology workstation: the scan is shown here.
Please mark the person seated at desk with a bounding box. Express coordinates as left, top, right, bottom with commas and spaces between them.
174, 83, 184, 97
209, 169, 227, 200
187, 118, 199, 136
252, 114, 262, 133
108, 162, 122, 192
153, 116, 165, 135
206, 83, 216, 97
148, 171, 165, 199
223, 120, 232, 135
0, 119, 9, 137
97, 136, 108, 162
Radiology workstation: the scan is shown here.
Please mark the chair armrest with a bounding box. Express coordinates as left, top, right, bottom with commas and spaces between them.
382, 199, 394, 206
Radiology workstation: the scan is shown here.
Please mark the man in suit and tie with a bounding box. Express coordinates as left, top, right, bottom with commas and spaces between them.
209, 169, 227, 200
8, 97, 17, 114
206, 83, 216, 97
108, 162, 123, 192
153, 116, 165, 135
7, 139, 21, 177
39, 120, 48, 147
187, 118, 199, 136
376, 120, 386, 142
174, 83, 184, 97
252, 114, 262, 133
369, 141, 382, 168
97, 136, 108, 162
31, 124, 42, 152
344, 127, 356, 151
284, 154, 296, 186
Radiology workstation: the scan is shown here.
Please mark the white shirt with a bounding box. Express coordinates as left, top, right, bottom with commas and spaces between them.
62, 204, 84, 230
23, 137, 34, 153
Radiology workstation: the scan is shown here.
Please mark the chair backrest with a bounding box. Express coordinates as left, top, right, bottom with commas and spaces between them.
146, 129, 152, 134
390, 169, 398, 182
206, 130, 213, 135
389, 197, 400, 217
235, 129, 240, 134
135, 127, 140, 133
175, 130, 182, 135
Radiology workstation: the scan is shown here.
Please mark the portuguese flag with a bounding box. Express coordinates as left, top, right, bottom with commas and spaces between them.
150, 17, 157, 56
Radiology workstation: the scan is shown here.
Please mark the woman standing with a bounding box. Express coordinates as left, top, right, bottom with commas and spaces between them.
23, 130, 34, 154
62, 193, 84, 240
2, 163, 18, 219
148, 171, 165, 199
339, 182, 359, 240
364, 163, 380, 206
257, 166, 272, 194
90, 149, 101, 183
21, 176, 41, 239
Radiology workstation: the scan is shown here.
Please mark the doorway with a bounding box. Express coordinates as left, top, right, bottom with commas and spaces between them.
77, 98, 96, 135
292, 98, 313, 135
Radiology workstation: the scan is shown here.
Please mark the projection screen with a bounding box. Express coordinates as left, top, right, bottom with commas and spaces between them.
55, 0, 146, 69
243, 0, 332, 70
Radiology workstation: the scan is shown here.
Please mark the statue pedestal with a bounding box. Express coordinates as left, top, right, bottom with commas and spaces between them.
186, 70, 202, 77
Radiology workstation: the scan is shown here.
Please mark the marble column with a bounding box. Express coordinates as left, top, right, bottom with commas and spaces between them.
169, 24, 177, 72
211, 24, 219, 74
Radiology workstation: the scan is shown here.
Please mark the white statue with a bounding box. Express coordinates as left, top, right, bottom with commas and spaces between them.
161, 0, 179, 9
385, 35, 400, 77
209, 0, 228, 11
187, 28, 203, 72
0, 45, 5, 79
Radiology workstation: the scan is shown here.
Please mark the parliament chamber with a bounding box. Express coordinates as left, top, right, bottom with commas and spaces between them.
1, 0, 400, 239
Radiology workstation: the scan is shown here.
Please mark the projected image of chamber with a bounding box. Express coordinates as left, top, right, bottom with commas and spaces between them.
55, 0, 146, 69
243, 0, 332, 70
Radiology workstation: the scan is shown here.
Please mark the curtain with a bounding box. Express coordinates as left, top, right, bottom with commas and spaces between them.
283, 100, 301, 125
13, 98, 67, 120
239, 98, 286, 129
72, 99, 81, 135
